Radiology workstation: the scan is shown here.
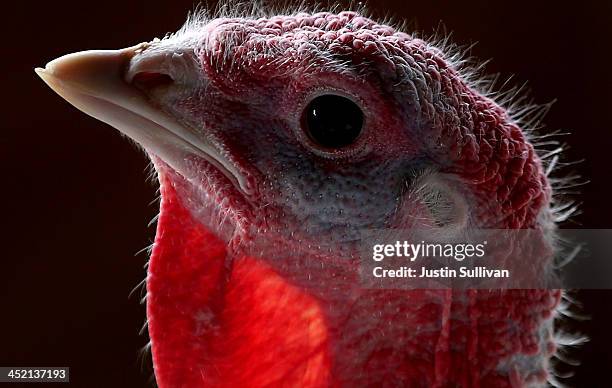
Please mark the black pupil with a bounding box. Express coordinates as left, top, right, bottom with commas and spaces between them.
303, 94, 363, 148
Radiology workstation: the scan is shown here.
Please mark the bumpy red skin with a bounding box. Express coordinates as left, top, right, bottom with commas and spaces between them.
147, 12, 561, 388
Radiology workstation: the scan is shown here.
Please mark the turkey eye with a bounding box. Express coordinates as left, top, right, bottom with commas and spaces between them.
302, 94, 364, 148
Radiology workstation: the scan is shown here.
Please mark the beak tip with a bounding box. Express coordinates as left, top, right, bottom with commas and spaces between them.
35, 66, 53, 85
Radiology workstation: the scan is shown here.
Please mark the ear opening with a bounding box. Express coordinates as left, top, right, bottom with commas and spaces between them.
396, 170, 469, 234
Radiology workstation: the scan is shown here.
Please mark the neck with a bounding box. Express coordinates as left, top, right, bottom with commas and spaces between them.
147, 170, 560, 387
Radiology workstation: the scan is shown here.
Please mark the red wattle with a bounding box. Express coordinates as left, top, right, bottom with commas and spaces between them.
148, 172, 332, 387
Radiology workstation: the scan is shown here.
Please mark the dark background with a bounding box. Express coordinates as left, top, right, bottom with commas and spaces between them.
2, 0, 611, 386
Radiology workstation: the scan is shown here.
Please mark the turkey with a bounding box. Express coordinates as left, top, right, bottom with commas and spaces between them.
37, 7, 572, 387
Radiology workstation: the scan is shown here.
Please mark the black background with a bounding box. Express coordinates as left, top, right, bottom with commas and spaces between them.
2, 1, 611, 386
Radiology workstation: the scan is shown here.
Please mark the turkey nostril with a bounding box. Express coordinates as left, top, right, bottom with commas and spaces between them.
131, 71, 174, 91
125, 47, 200, 90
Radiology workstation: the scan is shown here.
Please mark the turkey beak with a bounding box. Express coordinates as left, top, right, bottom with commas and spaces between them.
35, 44, 251, 195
